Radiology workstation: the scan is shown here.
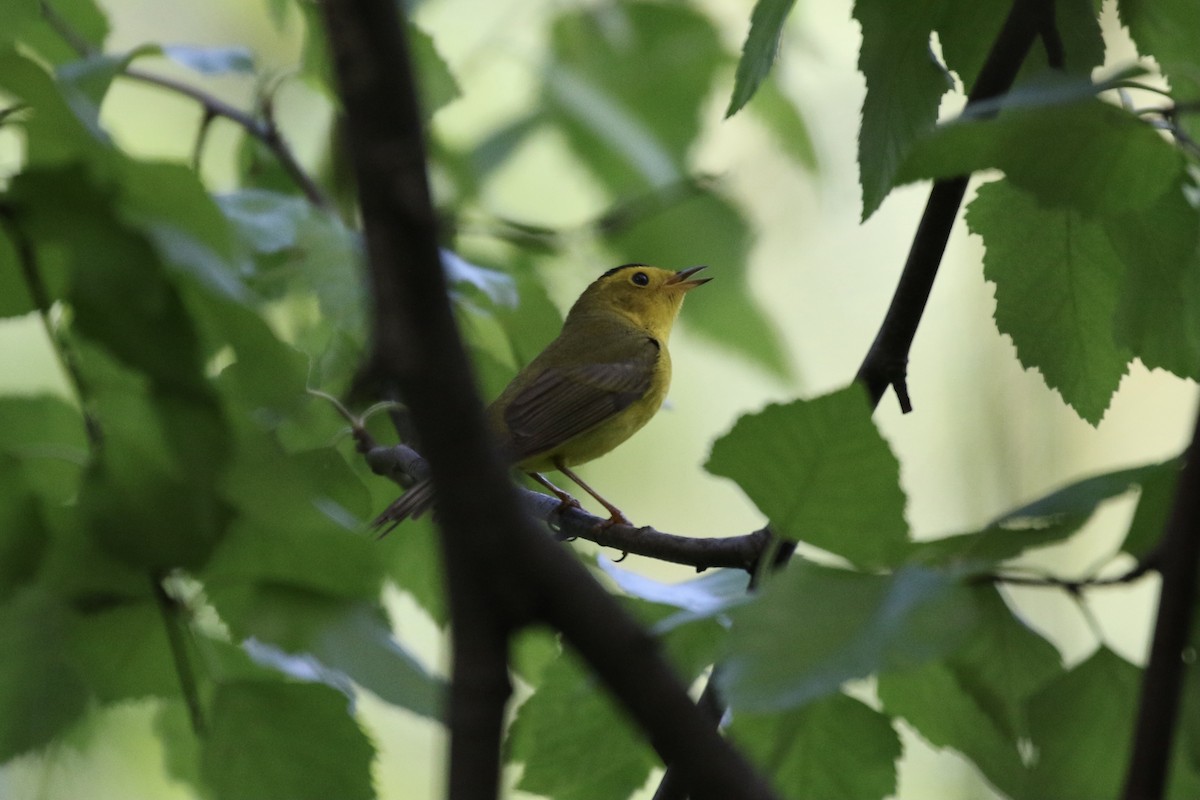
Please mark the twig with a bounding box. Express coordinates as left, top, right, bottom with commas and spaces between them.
0, 205, 102, 447
151, 573, 206, 735
1122, 402, 1200, 800
985, 553, 1160, 593
39, 1, 330, 209
855, 0, 1056, 411
364, 443, 786, 574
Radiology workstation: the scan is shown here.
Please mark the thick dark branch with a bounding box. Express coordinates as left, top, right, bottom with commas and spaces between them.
855, 0, 1050, 411
321, 1, 779, 798
1122, 405, 1200, 800
364, 443, 783, 573
39, 1, 330, 209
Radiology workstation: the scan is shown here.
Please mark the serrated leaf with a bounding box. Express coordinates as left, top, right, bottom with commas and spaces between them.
605, 189, 789, 376
0, 588, 89, 760
966, 179, 1130, 424
905, 519, 1086, 569
1026, 647, 1139, 799
726, 0, 797, 118
545, 2, 724, 193
1118, 0, 1200, 82
731, 693, 901, 800
718, 562, 977, 712
706, 386, 908, 567
201, 680, 375, 800
879, 661, 1029, 796
160, 44, 255, 75
994, 460, 1172, 526
901, 99, 1184, 216
855, 0, 952, 219
69, 599, 182, 702
1106, 181, 1200, 379
508, 649, 656, 800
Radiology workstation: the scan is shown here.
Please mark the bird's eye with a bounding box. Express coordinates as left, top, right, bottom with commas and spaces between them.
631, 271, 650, 286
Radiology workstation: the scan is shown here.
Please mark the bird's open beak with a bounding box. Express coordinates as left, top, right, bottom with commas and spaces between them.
667, 265, 710, 291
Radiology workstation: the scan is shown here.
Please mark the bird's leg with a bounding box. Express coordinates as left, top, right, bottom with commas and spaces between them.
553, 458, 631, 528
528, 471, 583, 518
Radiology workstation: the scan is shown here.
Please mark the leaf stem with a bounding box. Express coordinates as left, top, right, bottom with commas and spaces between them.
151, 573, 207, 736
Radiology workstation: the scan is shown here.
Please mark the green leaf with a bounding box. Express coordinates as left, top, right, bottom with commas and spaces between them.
69, 599, 182, 702
0, 588, 89, 760
1026, 647, 1139, 799
56, 50, 143, 135
876, 589, 1063, 796
879, 661, 1029, 795
201, 680, 375, 800
408, 22, 460, 117
604, 189, 789, 376
160, 44, 255, 75
706, 385, 908, 567
0, 458, 50, 602
966, 179, 1130, 424
0, 49, 111, 166
8, 0, 109, 65
0, 395, 88, 503
718, 562, 978, 712
900, 99, 1184, 216
904, 520, 1086, 569
934, 0, 1015, 92
545, 1, 724, 193
995, 460, 1172, 526
230, 588, 442, 720
726, 0, 797, 118
0, 230, 35, 318
1120, 460, 1180, 558
1107, 181, 1200, 380
509, 649, 656, 800
1118, 0, 1200, 82
730, 693, 901, 800
854, 0, 952, 219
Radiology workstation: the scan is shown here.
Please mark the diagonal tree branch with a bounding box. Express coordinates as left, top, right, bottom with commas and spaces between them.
855, 0, 1059, 412
318, 1, 780, 798
1122, 403, 1200, 800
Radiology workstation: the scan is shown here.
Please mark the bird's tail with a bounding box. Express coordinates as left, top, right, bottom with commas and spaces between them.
371, 479, 436, 538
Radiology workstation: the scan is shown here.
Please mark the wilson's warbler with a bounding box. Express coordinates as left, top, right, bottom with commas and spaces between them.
373, 264, 709, 532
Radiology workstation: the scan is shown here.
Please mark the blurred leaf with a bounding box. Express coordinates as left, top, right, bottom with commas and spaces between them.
443, 249, 518, 308
381, 516, 446, 626
934, 0, 1012, 92
0, 230, 35, 318
55, 51, 134, 135
0, 588, 89, 760
1026, 647, 1138, 799
900, 99, 1184, 216
994, 460, 1172, 526
879, 660, 1029, 795
0, 459, 50, 602
726, 0, 797, 118
600, 558, 750, 614
201, 680, 375, 800
1107, 181, 1200, 380
718, 562, 977, 712
730, 693, 901, 800
10, 0, 109, 65
904, 520, 1086, 569
0, 395, 88, 503
509, 649, 655, 800
746, 76, 817, 170
706, 386, 908, 568
605, 188, 788, 375
1120, 459, 1181, 558
0, 49, 111, 166
545, 1, 724, 193
1118, 0, 1200, 81
69, 599, 182, 702
854, 0, 951, 219
232, 588, 442, 719
160, 44, 254, 74
966, 179, 1129, 424
408, 21, 460, 116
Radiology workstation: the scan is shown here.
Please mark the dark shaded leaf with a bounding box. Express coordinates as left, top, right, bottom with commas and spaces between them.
726, 0, 797, 118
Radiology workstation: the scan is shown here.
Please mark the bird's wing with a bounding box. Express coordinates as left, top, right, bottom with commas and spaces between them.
502, 337, 659, 462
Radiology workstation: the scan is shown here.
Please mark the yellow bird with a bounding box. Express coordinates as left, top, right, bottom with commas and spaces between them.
373, 263, 709, 533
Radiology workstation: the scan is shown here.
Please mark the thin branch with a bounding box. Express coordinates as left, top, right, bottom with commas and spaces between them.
320, 0, 781, 795
364, 443, 785, 573
0, 206, 102, 447
39, 1, 330, 209
855, 0, 1053, 411
985, 552, 1160, 593
151, 573, 206, 735
1122, 402, 1200, 800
